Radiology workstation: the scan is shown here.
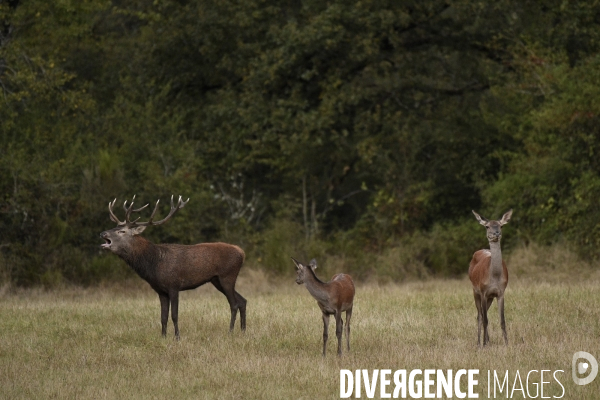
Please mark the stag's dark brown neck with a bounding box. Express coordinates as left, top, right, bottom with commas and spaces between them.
118, 236, 161, 282
303, 267, 330, 304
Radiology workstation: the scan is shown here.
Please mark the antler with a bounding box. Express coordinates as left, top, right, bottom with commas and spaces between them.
135, 195, 190, 226
108, 195, 189, 226
122, 195, 150, 224
108, 195, 150, 225
108, 198, 125, 225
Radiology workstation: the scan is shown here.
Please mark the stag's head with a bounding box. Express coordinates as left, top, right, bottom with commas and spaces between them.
472, 209, 513, 243
291, 257, 317, 284
100, 195, 189, 254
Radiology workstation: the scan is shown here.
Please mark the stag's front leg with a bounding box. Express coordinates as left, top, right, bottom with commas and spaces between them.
159, 293, 170, 337
335, 311, 343, 356
170, 290, 180, 340
322, 313, 330, 357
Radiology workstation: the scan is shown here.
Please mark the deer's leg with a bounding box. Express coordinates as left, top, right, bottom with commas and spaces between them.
335, 310, 344, 356
211, 277, 239, 332
473, 292, 482, 347
345, 307, 352, 352
498, 295, 508, 345
322, 313, 330, 357
159, 293, 169, 337
234, 291, 247, 331
480, 296, 489, 346
170, 290, 180, 340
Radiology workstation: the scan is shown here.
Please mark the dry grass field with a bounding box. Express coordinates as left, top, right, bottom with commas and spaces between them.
1, 246, 600, 399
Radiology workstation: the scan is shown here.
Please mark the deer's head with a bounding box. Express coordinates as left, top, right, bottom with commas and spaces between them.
472, 209, 512, 243
291, 257, 317, 284
100, 195, 189, 255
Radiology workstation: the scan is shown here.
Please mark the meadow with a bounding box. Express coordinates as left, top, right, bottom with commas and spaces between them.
1, 246, 600, 399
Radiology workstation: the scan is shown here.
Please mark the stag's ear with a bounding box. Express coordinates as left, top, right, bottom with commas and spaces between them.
472, 210, 488, 226
499, 209, 513, 226
291, 257, 302, 270
309, 258, 317, 270
131, 225, 147, 235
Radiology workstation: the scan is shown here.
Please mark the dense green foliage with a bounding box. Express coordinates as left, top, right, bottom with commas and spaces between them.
1, 0, 599, 285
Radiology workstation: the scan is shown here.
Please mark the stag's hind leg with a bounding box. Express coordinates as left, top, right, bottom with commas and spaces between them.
234, 291, 247, 331
211, 277, 241, 332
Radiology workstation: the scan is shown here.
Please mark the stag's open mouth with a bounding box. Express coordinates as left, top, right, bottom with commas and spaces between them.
101, 238, 112, 249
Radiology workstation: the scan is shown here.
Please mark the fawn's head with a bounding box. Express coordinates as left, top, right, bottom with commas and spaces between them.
472, 209, 513, 243
291, 257, 317, 284
100, 195, 189, 254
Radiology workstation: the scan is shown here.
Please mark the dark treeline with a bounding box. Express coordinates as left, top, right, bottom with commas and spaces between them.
1, 0, 599, 286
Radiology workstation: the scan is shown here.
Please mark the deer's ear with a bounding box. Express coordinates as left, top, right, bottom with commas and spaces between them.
131, 225, 147, 235
499, 209, 513, 226
309, 258, 317, 270
472, 210, 488, 226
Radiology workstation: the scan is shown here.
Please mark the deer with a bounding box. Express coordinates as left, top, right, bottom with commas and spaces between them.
291, 257, 355, 356
99, 195, 247, 340
468, 209, 513, 347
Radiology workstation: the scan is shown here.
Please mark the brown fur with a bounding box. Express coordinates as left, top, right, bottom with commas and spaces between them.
292, 258, 355, 356
468, 250, 508, 295
325, 274, 355, 313
100, 199, 246, 339
469, 209, 512, 347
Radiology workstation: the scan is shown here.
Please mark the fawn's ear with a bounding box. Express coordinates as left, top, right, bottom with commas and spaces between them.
309, 258, 317, 270
291, 257, 303, 270
472, 210, 489, 226
499, 209, 513, 226
131, 225, 147, 235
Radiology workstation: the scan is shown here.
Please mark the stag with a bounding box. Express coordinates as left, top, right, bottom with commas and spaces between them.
100, 195, 247, 339
469, 209, 513, 347
292, 257, 355, 356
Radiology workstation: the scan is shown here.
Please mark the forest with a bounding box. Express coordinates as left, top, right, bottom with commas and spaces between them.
1, 0, 599, 286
